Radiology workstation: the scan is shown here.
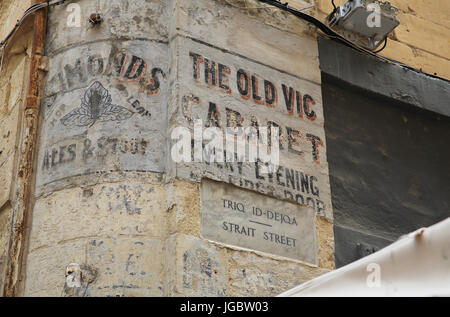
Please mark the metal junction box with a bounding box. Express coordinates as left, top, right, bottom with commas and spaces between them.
328, 0, 400, 49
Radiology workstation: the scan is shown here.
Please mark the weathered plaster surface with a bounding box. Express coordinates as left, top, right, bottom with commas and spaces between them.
24, 0, 334, 296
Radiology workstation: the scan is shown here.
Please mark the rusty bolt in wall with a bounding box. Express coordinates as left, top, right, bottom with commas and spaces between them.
89, 13, 103, 25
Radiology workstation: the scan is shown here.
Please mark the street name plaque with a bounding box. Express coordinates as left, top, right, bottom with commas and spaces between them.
201, 179, 318, 265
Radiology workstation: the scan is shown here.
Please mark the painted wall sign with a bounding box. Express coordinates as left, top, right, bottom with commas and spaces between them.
59, 81, 134, 127
201, 179, 317, 264
36, 40, 168, 195
172, 37, 332, 220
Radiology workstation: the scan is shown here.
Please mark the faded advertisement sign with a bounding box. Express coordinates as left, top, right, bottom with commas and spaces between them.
201, 179, 317, 264
36, 40, 168, 194
173, 37, 332, 220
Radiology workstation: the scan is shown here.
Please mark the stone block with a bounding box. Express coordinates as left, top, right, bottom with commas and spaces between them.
29, 182, 167, 251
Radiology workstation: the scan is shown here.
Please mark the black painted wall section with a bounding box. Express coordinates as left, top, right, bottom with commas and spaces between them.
318, 37, 450, 268
317, 37, 450, 118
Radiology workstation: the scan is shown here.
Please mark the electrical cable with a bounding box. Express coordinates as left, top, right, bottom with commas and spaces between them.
0, 0, 383, 62
0, 0, 67, 71
327, 2, 338, 23
0, 0, 67, 48
257, 0, 450, 80
331, 0, 337, 11
256, 1, 412, 66
1, 0, 443, 80
224, 0, 313, 11
373, 37, 388, 54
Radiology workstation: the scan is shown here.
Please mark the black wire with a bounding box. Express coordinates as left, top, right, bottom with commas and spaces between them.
258, 0, 450, 81
258, 0, 391, 55
373, 38, 388, 53
0, 0, 67, 47
328, 1, 338, 22
258, 0, 336, 37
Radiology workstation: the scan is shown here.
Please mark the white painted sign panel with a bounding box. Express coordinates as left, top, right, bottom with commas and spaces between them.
36, 40, 168, 195
201, 179, 318, 265
173, 36, 333, 220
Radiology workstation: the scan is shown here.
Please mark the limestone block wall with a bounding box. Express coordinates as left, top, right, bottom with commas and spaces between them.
0, 1, 32, 42
21, 0, 334, 296
0, 0, 446, 298
0, 0, 34, 295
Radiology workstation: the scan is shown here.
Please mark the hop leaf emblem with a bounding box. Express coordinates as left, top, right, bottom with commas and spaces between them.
60, 81, 134, 127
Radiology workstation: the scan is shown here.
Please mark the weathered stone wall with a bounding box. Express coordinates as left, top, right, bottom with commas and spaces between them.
0, 0, 34, 295
22, 0, 334, 296
2, 0, 445, 297
0, 1, 32, 42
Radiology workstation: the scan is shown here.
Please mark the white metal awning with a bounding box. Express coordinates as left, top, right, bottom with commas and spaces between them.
280, 217, 450, 297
